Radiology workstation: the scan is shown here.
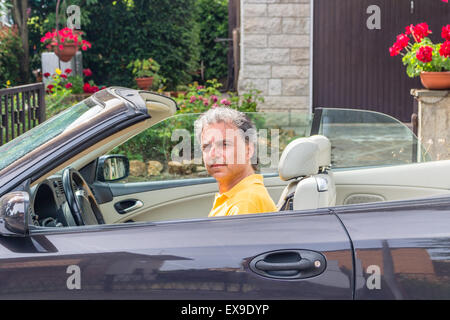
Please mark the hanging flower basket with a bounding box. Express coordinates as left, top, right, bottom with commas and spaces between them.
41, 28, 92, 62
53, 42, 78, 62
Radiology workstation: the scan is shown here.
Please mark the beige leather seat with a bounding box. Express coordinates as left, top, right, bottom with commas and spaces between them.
277, 135, 336, 211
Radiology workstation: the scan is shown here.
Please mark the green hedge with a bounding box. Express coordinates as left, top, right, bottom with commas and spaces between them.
28, 0, 228, 90
195, 0, 228, 83
0, 28, 23, 86
81, 0, 200, 89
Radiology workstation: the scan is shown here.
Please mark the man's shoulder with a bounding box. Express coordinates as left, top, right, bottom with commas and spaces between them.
229, 184, 276, 209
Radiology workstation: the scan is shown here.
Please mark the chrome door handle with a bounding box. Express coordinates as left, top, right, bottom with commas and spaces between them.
122, 200, 143, 213
114, 199, 144, 214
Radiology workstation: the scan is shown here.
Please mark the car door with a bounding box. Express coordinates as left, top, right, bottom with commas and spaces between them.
0, 208, 353, 299
332, 196, 450, 299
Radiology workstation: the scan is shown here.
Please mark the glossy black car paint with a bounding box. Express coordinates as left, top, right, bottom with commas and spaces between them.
0, 210, 353, 299
334, 196, 450, 299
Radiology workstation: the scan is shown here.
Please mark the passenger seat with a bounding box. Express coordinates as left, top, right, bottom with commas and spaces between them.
277, 135, 336, 211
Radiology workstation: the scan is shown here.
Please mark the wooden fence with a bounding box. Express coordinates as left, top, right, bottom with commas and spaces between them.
0, 83, 46, 145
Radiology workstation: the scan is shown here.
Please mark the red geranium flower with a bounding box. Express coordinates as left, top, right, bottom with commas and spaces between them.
83, 82, 91, 93
65, 83, 73, 89
439, 40, 450, 57
64, 68, 72, 74
406, 23, 432, 42
83, 68, 93, 77
416, 46, 433, 63
43, 72, 51, 78
60, 74, 67, 79
396, 33, 410, 49
442, 25, 450, 41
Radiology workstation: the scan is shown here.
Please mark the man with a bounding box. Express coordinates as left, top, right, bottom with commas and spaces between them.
194, 107, 277, 217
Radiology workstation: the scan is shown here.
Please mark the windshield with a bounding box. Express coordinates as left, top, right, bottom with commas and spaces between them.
0, 100, 95, 171
109, 111, 313, 182
316, 108, 431, 168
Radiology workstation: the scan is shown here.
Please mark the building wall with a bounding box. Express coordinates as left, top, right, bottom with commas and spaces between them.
239, 0, 311, 112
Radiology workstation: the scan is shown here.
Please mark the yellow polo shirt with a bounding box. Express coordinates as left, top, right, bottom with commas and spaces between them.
208, 174, 277, 217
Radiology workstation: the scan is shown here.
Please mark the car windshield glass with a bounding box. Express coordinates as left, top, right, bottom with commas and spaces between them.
0, 100, 94, 171
316, 108, 431, 168
109, 111, 313, 182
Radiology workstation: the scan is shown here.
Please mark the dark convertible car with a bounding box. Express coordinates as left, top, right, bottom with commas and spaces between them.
0, 87, 448, 299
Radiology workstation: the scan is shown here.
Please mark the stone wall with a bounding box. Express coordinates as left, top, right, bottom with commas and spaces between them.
239, 0, 311, 112
411, 89, 450, 161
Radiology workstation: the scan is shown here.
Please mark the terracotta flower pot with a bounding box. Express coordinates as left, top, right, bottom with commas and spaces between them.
53, 43, 78, 62
170, 91, 187, 98
135, 77, 154, 90
420, 71, 450, 90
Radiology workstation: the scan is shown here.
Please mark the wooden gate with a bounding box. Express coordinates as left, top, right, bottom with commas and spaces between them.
313, 0, 450, 122
0, 83, 46, 145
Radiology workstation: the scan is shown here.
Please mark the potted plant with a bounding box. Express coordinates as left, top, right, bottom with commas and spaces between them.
390, 23, 450, 89
127, 58, 162, 90
40, 27, 92, 62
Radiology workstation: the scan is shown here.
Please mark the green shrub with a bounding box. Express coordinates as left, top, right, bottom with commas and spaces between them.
195, 0, 229, 83
0, 27, 23, 87
28, 0, 228, 90
79, 0, 200, 90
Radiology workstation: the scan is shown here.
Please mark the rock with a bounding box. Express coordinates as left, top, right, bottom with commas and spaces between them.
147, 160, 163, 176
129, 160, 146, 177
182, 159, 196, 175
168, 161, 183, 174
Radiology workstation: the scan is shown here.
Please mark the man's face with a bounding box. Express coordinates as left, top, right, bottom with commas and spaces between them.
201, 121, 254, 182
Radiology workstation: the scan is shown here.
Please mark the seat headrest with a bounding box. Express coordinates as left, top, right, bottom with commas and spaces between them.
278, 137, 320, 181
308, 135, 331, 168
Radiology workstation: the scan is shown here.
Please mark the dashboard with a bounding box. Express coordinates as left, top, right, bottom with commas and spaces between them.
31, 175, 77, 227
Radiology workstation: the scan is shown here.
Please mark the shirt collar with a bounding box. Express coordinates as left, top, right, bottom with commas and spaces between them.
221, 174, 264, 199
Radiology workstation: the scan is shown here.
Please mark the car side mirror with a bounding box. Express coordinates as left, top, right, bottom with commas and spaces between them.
97, 155, 130, 182
0, 191, 30, 236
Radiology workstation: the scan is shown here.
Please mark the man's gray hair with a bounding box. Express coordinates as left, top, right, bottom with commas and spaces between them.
194, 107, 258, 170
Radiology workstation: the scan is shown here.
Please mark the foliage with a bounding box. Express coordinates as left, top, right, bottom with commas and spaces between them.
0, 26, 23, 87
44, 68, 75, 117
195, 0, 229, 82
43, 67, 105, 117
67, 74, 84, 94
390, 23, 450, 77
27, 0, 228, 90
175, 79, 264, 114
78, 0, 200, 90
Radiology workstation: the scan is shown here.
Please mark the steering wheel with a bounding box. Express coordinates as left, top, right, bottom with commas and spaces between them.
62, 167, 105, 226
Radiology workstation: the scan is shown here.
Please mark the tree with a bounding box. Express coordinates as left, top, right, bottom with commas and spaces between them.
11, 0, 29, 83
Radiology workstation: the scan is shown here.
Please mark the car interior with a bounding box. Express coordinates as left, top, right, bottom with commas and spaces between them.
26, 92, 450, 228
